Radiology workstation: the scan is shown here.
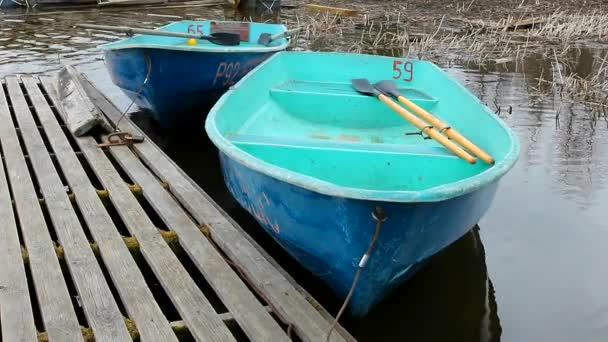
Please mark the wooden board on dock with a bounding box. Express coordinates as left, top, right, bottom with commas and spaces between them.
26, 76, 178, 342
57, 65, 112, 136
7, 75, 132, 341
78, 75, 356, 342
0, 77, 83, 342
0, 74, 357, 342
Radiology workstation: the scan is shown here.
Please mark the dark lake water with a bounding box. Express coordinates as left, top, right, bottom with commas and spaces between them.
1, 3, 607, 342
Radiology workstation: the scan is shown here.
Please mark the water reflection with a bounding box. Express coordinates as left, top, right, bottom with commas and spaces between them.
347, 226, 502, 342
449, 53, 608, 207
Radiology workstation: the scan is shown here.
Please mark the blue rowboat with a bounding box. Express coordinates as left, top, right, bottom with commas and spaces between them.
205, 51, 520, 317
98, 20, 290, 128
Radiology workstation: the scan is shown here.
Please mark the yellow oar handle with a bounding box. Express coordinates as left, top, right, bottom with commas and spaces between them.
397, 95, 495, 165
378, 94, 476, 164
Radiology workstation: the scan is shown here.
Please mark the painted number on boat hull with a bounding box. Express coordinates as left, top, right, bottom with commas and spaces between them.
392, 60, 413, 82
213, 62, 241, 86
187, 25, 203, 34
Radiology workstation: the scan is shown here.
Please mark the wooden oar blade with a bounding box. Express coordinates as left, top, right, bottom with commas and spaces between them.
373, 80, 401, 98
351, 78, 378, 96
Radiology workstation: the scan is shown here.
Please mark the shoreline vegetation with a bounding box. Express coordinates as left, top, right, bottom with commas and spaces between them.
2, 0, 607, 123
285, 0, 608, 124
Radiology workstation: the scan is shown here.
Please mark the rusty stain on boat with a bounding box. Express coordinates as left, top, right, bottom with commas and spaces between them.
337, 134, 360, 142
310, 132, 330, 140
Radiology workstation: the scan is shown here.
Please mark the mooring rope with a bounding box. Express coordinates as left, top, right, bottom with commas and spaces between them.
325, 206, 387, 342
114, 52, 152, 131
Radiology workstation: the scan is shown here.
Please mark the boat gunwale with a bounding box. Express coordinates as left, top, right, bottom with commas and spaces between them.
97, 20, 291, 54
205, 51, 521, 203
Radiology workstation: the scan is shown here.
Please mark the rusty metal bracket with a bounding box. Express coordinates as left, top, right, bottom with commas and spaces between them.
97, 131, 144, 148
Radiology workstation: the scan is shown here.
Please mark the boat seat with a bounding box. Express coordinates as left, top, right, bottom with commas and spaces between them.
269, 80, 439, 113
228, 133, 459, 158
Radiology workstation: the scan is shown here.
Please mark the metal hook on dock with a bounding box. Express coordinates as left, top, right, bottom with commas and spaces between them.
97, 131, 144, 148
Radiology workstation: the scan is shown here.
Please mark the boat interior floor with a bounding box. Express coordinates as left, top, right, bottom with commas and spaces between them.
226, 80, 489, 191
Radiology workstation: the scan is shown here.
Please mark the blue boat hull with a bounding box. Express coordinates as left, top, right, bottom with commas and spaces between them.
219, 152, 500, 317
104, 48, 276, 128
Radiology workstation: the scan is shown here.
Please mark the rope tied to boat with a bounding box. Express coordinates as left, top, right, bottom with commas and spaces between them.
116, 52, 152, 129
98, 53, 150, 148
325, 206, 387, 342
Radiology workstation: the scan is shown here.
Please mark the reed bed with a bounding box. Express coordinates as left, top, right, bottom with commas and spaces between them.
287, 6, 608, 114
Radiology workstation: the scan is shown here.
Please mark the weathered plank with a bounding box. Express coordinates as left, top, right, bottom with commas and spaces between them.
0, 121, 38, 342
57, 65, 112, 136
33, 76, 178, 342
81, 75, 350, 342
107, 143, 291, 342
6, 76, 131, 342
42, 80, 236, 342
0, 80, 82, 341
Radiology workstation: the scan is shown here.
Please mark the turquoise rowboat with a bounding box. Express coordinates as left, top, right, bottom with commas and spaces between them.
205, 51, 519, 316
98, 20, 291, 128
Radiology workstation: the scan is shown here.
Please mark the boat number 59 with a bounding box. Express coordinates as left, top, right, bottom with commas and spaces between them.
392, 60, 413, 82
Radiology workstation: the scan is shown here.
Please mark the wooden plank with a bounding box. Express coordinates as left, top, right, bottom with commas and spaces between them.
6, 76, 131, 342
40, 79, 236, 342
0, 80, 82, 341
80, 77, 350, 342
0, 121, 38, 342
107, 143, 291, 342
215, 202, 358, 342
56, 66, 112, 136
31, 77, 178, 342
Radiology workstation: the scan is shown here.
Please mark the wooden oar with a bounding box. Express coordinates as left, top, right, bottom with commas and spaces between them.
352, 78, 476, 164
76, 23, 241, 46
258, 28, 301, 45
374, 80, 495, 165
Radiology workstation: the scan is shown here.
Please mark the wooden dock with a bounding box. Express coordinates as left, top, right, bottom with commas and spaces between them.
0, 75, 355, 342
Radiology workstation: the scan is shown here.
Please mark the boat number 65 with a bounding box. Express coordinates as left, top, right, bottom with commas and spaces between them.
392, 60, 413, 82
187, 24, 203, 34
213, 62, 241, 86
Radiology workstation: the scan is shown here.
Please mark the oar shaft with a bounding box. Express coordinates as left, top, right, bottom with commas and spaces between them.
270, 28, 301, 41
378, 94, 476, 164
397, 95, 495, 164
77, 23, 204, 39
